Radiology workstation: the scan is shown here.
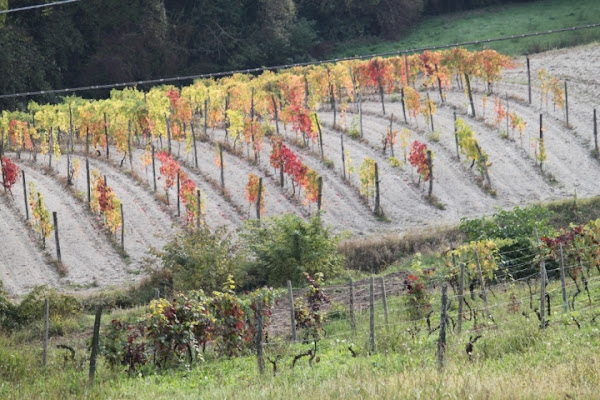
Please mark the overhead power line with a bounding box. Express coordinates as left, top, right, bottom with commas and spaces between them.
0, 0, 81, 15
1, 22, 599, 100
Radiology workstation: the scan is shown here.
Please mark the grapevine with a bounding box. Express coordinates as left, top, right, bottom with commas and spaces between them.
28, 182, 53, 245
408, 140, 431, 183
1, 156, 19, 195
90, 170, 122, 234
246, 173, 265, 215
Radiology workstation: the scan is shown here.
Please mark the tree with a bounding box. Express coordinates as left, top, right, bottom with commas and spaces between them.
159, 225, 242, 293
241, 214, 344, 287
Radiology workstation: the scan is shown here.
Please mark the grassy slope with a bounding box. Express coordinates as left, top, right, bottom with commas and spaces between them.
4, 276, 600, 399
334, 0, 600, 57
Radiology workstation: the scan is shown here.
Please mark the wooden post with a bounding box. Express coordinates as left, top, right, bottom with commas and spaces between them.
279, 164, 284, 188
43, 298, 49, 367
256, 301, 265, 375
128, 121, 133, 170
38, 195, 45, 248
287, 280, 297, 342
474, 142, 491, 188
377, 63, 385, 116
86, 159, 91, 209
256, 177, 263, 222
435, 64, 444, 103
88, 306, 102, 387
120, 204, 124, 251
22, 170, 29, 220
151, 144, 157, 193
86, 127, 90, 156
454, 111, 460, 160
539, 114, 544, 171
176, 171, 181, 217
358, 91, 364, 138
317, 176, 323, 212
196, 189, 201, 228
369, 276, 375, 353
594, 109, 599, 156
349, 278, 356, 336
329, 75, 337, 127
457, 258, 465, 334
250, 88, 257, 162
203, 99, 208, 139
219, 143, 224, 191
381, 277, 389, 328
165, 115, 172, 155
427, 93, 435, 132
564, 81, 569, 127
103, 113, 109, 159
401, 88, 408, 123
271, 95, 280, 135
48, 128, 53, 169
534, 228, 547, 329
389, 115, 395, 157
539, 252, 546, 329
475, 252, 490, 318
315, 114, 324, 160
404, 54, 410, 87
464, 73, 476, 117
427, 150, 433, 199
559, 243, 568, 313
506, 92, 510, 139
52, 212, 61, 262
437, 283, 448, 370
374, 163, 382, 216
190, 123, 199, 168
341, 134, 346, 180
526, 55, 532, 105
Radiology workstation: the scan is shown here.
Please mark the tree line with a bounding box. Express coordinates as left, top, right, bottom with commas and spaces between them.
0, 0, 534, 108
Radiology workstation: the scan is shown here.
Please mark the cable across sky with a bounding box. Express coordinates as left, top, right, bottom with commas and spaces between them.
0, 21, 599, 100
0, 0, 81, 15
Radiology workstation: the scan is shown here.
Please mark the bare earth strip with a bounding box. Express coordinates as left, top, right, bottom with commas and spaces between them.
0, 194, 58, 296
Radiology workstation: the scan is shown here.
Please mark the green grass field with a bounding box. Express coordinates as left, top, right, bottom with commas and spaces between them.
3, 271, 600, 399
334, 0, 600, 58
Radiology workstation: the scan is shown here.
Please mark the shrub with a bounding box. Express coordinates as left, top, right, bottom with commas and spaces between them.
158, 225, 242, 293
241, 214, 344, 287
458, 205, 555, 280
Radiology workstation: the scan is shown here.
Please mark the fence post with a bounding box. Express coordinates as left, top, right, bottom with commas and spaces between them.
86, 159, 91, 209
196, 189, 202, 228
456, 254, 464, 334
526, 55, 531, 105
151, 144, 157, 193
176, 171, 181, 217
559, 243, 568, 313
454, 111, 460, 160
438, 283, 448, 370
349, 278, 356, 337
52, 212, 61, 262
256, 301, 265, 375
370, 276, 375, 353
256, 177, 263, 222
120, 204, 125, 251
22, 170, 29, 220
317, 176, 323, 213
381, 276, 389, 328
43, 298, 49, 367
475, 252, 490, 318
88, 306, 102, 387
593, 109, 598, 156
534, 228, 547, 329
564, 81, 569, 127
427, 150, 433, 199
287, 280, 297, 342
